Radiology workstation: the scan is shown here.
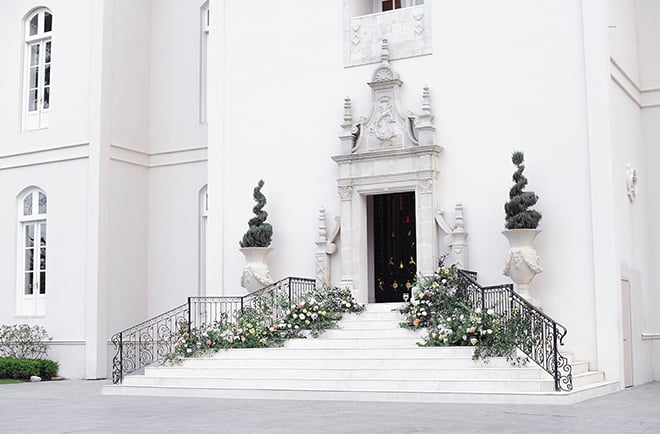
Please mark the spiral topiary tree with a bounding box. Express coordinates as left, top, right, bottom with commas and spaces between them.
240, 179, 273, 248
504, 151, 542, 229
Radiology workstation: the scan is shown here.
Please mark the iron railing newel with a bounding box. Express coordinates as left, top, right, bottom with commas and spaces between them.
187, 297, 192, 333
119, 333, 123, 384
553, 322, 560, 391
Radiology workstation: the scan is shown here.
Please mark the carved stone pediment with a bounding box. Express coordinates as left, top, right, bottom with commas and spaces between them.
338, 39, 437, 155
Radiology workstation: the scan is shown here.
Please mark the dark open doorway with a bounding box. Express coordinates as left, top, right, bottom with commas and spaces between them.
372, 192, 417, 303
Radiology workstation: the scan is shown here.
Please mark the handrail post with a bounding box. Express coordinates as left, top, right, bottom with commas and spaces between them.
289, 277, 292, 306
553, 322, 560, 391
187, 297, 192, 333
119, 333, 123, 384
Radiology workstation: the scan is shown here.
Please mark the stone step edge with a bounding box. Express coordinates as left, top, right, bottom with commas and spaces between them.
133, 371, 601, 384
103, 380, 619, 403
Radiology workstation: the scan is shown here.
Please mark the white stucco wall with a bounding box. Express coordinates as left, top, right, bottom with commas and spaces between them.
111, 0, 152, 153
0, 159, 90, 379
208, 1, 602, 369
149, 0, 207, 153
0, 1, 93, 152
147, 163, 207, 316
612, 0, 660, 383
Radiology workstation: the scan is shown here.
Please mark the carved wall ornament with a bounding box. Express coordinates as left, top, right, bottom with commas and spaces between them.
417, 178, 433, 193
373, 66, 394, 82
626, 164, 638, 203
338, 185, 353, 200
344, 39, 429, 154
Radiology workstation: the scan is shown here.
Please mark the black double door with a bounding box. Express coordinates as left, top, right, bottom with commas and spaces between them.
373, 192, 417, 303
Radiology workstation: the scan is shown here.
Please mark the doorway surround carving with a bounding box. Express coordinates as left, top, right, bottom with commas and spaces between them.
332, 39, 443, 303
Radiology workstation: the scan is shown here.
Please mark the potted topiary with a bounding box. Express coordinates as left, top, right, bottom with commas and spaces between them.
502, 151, 543, 307
239, 180, 274, 292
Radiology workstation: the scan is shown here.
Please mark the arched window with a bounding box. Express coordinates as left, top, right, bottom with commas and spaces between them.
23, 8, 53, 131
18, 188, 48, 316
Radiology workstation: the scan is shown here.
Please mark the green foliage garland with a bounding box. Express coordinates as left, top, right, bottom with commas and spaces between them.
240, 180, 273, 248
504, 151, 542, 229
399, 265, 529, 365
166, 286, 365, 362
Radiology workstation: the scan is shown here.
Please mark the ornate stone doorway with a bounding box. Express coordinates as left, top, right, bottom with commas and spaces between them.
333, 40, 442, 304
372, 192, 417, 303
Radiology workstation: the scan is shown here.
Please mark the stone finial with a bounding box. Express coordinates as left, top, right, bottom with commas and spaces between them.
381, 39, 390, 64
341, 97, 353, 132
454, 204, 465, 233
415, 85, 435, 146
318, 207, 328, 243
339, 97, 356, 154
421, 85, 432, 115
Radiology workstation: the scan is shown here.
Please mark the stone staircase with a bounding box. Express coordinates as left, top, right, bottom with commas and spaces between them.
102, 303, 619, 404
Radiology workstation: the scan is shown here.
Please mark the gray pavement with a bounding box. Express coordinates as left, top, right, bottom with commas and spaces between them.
0, 380, 659, 433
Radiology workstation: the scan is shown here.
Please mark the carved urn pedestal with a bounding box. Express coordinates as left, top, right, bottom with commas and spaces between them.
502, 229, 543, 308
239, 247, 273, 293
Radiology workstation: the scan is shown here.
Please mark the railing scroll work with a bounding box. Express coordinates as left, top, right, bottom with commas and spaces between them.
111, 277, 316, 384
457, 269, 573, 392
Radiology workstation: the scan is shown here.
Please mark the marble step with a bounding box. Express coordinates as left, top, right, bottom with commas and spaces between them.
144, 366, 559, 380
169, 356, 591, 374
335, 319, 410, 330
121, 370, 604, 393
340, 311, 402, 321
208, 346, 481, 359
102, 380, 620, 405
315, 328, 423, 339
282, 337, 420, 348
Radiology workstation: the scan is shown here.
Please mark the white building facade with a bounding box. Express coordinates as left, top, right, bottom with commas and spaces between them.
0, 0, 658, 390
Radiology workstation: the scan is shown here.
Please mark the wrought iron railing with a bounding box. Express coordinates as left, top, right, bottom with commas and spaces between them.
111, 277, 315, 384
456, 269, 573, 391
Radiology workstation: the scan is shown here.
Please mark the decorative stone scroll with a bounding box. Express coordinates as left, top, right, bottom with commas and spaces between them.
435, 204, 469, 269
315, 207, 340, 288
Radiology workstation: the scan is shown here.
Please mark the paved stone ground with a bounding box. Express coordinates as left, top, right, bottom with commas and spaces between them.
0, 380, 659, 433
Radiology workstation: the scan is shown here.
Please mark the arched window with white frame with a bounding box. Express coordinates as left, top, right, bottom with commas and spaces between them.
17, 188, 48, 316
23, 8, 53, 131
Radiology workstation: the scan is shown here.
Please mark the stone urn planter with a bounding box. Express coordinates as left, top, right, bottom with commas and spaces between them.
240, 247, 273, 293
502, 229, 543, 307
239, 180, 274, 293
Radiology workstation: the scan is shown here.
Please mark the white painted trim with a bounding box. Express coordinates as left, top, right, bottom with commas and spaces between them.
0, 143, 89, 171
641, 333, 660, 341
609, 57, 660, 108
109, 144, 208, 168
48, 339, 86, 346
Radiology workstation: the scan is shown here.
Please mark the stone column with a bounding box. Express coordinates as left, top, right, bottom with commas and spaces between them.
315, 208, 331, 288
338, 184, 354, 294
416, 178, 437, 276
